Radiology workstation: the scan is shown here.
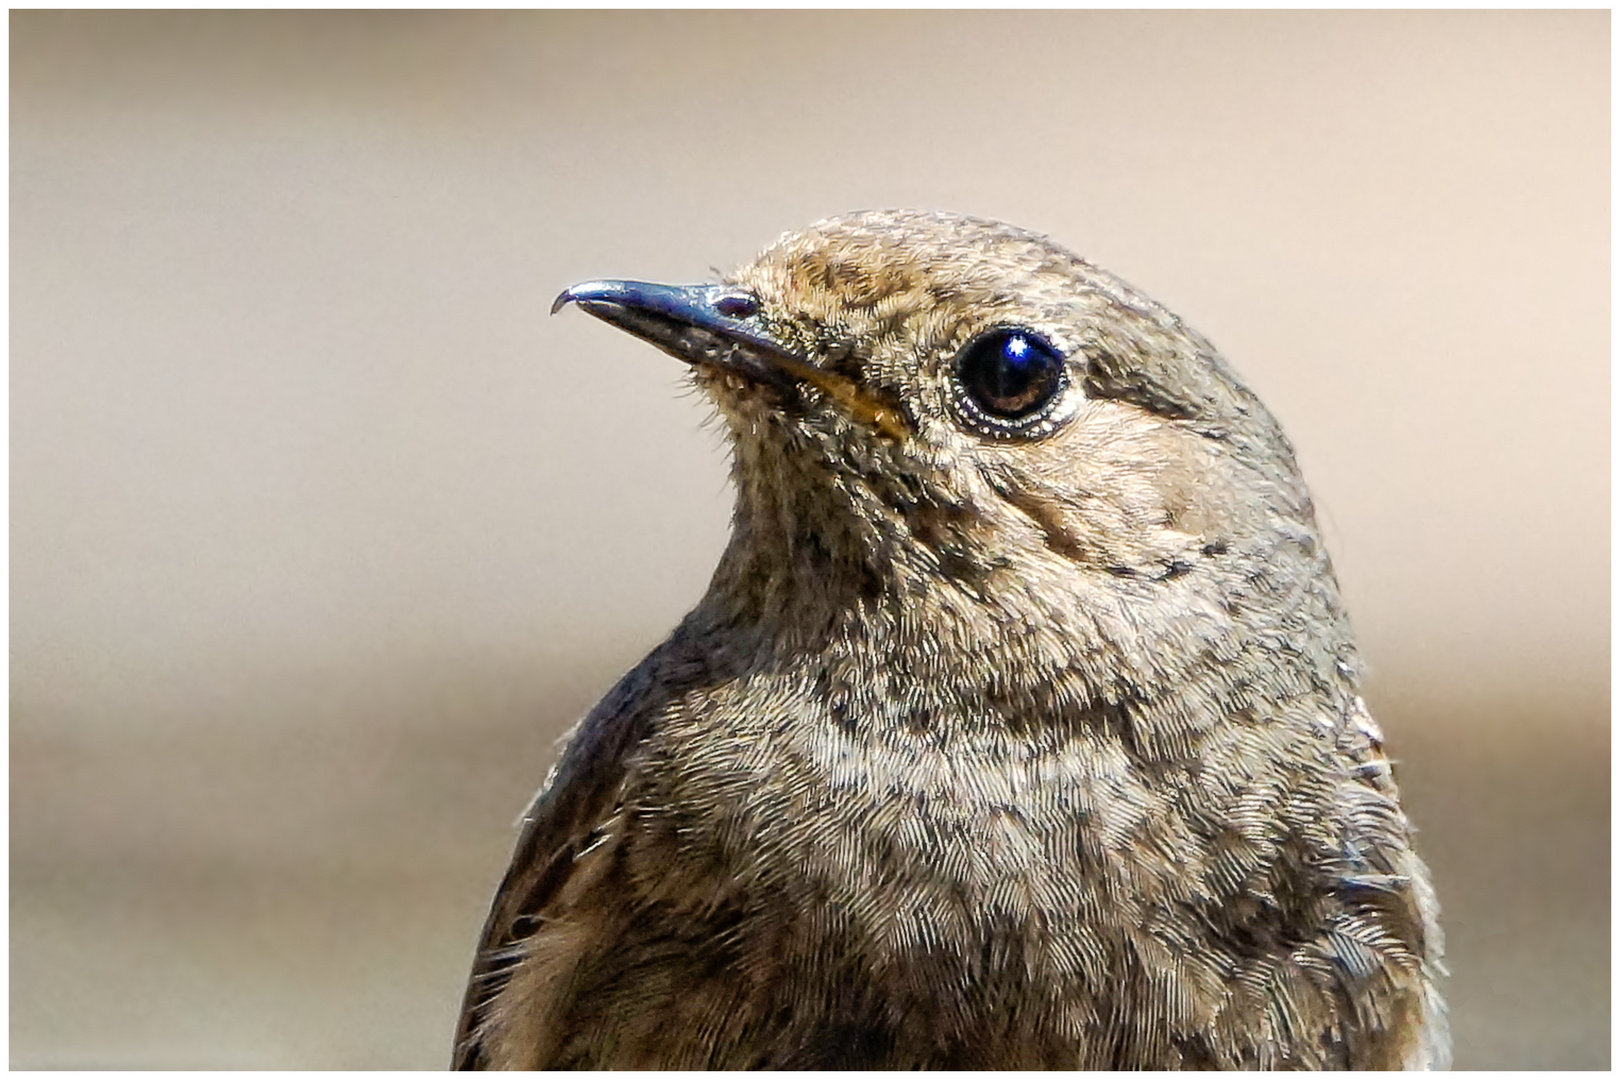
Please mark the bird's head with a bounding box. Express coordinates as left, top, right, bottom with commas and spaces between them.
556, 210, 1342, 676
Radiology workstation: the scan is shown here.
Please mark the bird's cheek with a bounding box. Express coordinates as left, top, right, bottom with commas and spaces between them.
976, 404, 1207, 577
984, 469, 1173, 577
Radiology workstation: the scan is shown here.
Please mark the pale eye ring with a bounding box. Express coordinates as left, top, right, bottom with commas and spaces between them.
949, 327, 1076, 438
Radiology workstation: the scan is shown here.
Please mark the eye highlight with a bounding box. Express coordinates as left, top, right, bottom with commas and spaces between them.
950, 327, 1072, 437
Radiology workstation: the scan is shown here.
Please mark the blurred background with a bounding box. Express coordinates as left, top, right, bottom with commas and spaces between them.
11, 10, 1608, 1068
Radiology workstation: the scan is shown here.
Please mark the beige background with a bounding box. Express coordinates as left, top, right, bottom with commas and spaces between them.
11, 10, 1608, 1068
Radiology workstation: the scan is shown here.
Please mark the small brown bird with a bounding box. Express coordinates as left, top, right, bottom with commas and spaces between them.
453, 211, 1447, 1069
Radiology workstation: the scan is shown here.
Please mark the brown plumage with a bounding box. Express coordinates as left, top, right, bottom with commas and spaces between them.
453, 210, 1447, 1069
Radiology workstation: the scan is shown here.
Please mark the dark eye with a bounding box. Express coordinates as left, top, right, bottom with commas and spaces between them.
952, 328, 1069, 432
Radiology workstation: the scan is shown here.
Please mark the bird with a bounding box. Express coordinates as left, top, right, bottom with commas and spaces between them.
452, 210, 1447, 1069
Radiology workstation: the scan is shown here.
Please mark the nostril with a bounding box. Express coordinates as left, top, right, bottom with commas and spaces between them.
714, 292, 761, 319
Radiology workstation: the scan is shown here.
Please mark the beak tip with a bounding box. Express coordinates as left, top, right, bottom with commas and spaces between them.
550, 288, 576, 316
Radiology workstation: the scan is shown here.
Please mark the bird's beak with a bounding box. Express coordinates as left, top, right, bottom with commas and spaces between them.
553, 280, 802, 394
553, 279, 909, 441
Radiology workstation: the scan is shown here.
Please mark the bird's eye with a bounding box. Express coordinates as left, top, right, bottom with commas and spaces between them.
950, 327, 1071, 436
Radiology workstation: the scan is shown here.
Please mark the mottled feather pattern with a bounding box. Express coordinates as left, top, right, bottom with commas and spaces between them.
454, 211, 1446, 1069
